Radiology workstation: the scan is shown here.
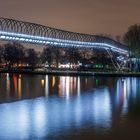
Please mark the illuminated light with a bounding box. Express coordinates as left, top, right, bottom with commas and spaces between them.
13, 74, 17, 93
59, 76, 66, 97
6, 73, 10, 97
29, 39, 33, 42
59, 63, 70, 68
39, 40, 43, 43
25, 38, 29, 41
15, 37, 19, 40
46, 41, 50, 44
6, 36, 9, 39
123, 79, 127, 98
66, 77, 70, 100
96, 79, 99, 86
132, 78, 137, 98
0, 31, 128, 54
50, 42, 54, 45
36, 40, 40, 43
9, 36, 13, 39
0, 35, 6, 38
41, 79, 45, 87
52, 76, 56, 87
33, 40, 38, 43
116, 78, 129, 115
77, 77, 81, 96
45, 75, 49, 97
18, 77, 22, 99
54, 42, 58, 45
19, 75, 22, 78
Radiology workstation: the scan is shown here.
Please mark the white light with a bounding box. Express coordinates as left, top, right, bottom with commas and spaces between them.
46, 41, 50, 44
0, 35, 6, 38
45, 75, 49, 97
77, 77, 81, 96
19, 38, 24, 41
29, 39, 33, 42
0, 31, 128, 54
54, 42, 58, 45
66, 77, 70, 100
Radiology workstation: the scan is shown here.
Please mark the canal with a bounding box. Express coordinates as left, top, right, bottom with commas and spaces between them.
0, 73, 140, 139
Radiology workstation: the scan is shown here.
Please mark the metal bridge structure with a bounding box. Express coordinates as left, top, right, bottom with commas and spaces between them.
0, 18, 129, 70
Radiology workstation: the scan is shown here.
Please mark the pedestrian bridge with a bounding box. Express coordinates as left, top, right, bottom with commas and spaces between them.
0, 17, 128, 55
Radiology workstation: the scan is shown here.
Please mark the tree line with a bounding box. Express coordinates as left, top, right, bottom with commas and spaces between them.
0, 42, 38, 69
0, 42, 114, 70
0, 24, 139, 71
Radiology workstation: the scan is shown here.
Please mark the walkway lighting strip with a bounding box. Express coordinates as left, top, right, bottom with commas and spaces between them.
0, 31, 128, 54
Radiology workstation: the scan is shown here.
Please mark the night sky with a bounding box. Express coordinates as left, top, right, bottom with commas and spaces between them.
0, 0, 139, 37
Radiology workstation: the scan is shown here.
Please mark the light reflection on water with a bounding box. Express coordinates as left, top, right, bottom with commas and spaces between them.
0, 74, 140, 139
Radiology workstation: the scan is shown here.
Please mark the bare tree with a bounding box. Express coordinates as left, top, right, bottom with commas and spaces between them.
123, 24, 140, 57
41, 47, 53, 68
25, 48, 38, 70
3, 42, 25, 69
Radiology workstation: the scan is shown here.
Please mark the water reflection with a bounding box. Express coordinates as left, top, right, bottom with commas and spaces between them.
92, 88, 111, 130
77, 77, 81, 96
115, 78, 140, 116
6, 73, 10, 98
45, 75, 49, 97
58, 76, 77, 99
0, 74, 140, 139
18, 76, 22, 99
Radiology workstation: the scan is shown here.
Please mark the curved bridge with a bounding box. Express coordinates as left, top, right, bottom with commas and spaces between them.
0, 17, 128, 55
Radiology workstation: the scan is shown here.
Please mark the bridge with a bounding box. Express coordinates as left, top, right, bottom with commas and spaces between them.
0, 18, 129, 70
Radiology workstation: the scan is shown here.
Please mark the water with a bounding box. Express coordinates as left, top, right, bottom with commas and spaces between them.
0, 73, 140, 139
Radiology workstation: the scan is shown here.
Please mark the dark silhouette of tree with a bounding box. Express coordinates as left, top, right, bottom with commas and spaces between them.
72, 48, 81, 64
3, 42, 25, 68
57, 48, 66, 64
0, 45, 4, 65
123, 24, 140, 57
25, 48, 38, 69
14, 42, 25, 66
79, 49, 93, 65
65, 48, 81, 68
41, 47, 53, 68
53, 47, 61, 68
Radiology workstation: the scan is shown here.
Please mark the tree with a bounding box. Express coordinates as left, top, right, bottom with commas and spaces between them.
64, 47, 81, 68
123, 24, 140, 57
3, 42, 25, 68
123, 24, 140, 71
13, 42, 25, 66
53, 47, 61, 68
41, 47, 53, 68
0, 45, 4, 65
25, 48, 38, 69
72, 48, 81, 64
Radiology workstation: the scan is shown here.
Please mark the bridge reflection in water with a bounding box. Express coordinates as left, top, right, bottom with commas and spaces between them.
0, 74, 140, 139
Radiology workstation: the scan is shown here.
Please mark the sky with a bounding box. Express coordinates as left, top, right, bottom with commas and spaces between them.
0, 0, 139, 37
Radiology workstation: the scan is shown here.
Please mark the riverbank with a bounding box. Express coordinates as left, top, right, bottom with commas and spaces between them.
1, 69, 140, 77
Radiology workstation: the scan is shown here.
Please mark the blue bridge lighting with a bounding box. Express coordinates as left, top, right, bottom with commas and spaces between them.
0, 18, 128, 55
